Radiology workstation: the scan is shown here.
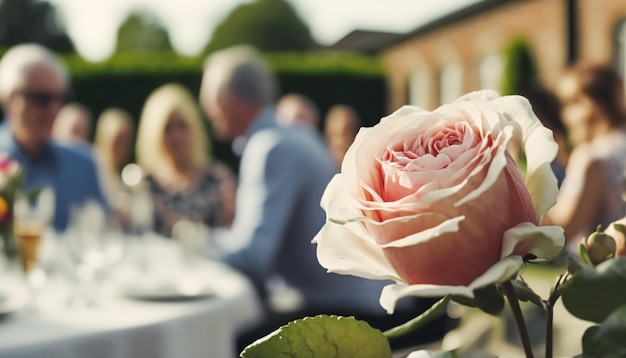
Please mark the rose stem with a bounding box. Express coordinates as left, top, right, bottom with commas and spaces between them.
545, 273, 568, 358
382, 295, 451, 339
501, 280, 534, 358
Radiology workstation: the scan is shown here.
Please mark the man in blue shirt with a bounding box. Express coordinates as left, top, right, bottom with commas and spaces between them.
0, 44, 108, 232
200, 46, 453, 352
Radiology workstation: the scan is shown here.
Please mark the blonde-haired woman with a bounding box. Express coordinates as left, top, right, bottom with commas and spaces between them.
93, 107, 134, 200
136, 83, 236, 237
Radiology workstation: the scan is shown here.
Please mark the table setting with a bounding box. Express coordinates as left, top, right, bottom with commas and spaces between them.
0, 199, 263, 358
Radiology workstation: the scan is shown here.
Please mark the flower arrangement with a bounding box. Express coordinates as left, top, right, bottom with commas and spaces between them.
0, 155, 24, 258
240, 90, 626, 357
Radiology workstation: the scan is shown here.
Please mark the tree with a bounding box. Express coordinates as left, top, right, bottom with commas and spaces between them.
500, 37, 538, 95
116, 11, 173, 53
0, 0, 74, 53
204, 0, 316, 54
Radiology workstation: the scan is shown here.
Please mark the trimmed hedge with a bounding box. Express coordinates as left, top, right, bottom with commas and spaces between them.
500, 37, 538, 96
60, 51, 387, 171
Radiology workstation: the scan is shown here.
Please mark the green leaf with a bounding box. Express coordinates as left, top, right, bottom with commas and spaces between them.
578, 241, 592, 267
568, 256, 583, 275
451, 284, 505, 316
512, 279, 545, 309
561, 258, 626, 323
406, 350, 460, 358
581, 305, 626, 357
240, 315, 392, 358
383, 295, 450, 339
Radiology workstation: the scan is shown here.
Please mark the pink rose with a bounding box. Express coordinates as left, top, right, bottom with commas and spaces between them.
0, 154, 20, 189
313, 90, 564, 313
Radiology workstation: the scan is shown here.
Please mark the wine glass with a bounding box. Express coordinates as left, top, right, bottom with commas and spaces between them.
64, 200, 124, 307
172, 219, 208, 268
13, 197, 48, 310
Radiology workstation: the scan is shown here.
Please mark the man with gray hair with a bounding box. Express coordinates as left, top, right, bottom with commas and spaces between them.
199, 46, 445, 352
0, 43, 107, 232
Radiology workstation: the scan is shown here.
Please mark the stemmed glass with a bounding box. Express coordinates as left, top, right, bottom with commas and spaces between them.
170, 219, 210, 297
13, 188, 54, 310
121, 163, 154, 272
172, 219, 209, 268
64, 200, 125, 307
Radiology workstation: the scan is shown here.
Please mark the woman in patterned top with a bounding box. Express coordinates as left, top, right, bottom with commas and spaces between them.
135, 83, 236, 237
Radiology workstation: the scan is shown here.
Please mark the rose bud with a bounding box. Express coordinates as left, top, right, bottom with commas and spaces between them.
604, 220, 626, 257
579, 226, 617, 267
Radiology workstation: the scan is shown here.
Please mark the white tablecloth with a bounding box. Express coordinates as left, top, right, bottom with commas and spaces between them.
0, 237, 263, 358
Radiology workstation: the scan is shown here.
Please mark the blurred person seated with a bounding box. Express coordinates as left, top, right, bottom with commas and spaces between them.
544, 63, 626, 251
52, 102, 93, 145
276, 93, 320, 130
92, 107, 135, 220
136, 83, 236, 237
200, 45, 452, 352
0, 44, 108, 232
519, 83, 570, 187
324, 104, 361, 168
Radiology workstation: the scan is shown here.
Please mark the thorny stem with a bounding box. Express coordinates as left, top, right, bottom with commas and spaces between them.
501, 280, 534, 358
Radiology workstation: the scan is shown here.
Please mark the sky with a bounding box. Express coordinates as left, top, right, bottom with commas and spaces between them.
48, 0, 482, 62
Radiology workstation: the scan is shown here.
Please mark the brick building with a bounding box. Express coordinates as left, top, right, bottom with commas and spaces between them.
379, 0, 626, 112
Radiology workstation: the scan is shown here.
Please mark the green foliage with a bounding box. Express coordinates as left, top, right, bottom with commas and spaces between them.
0, 0, 74, 52
116, 11, 173, 53
60, 51, 386, 172
240, 315, 392, 358
500, 37, 537, 95
581, 305, 626, 357
512, 279, 545, 309
452, 284, 505, 316
204, 0, 316, 54
561, 258, 626, 323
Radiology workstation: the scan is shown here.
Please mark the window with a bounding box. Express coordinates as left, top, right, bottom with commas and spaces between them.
478, 54, 504, 91
439, 64, 462, 105
408, 71, 429, 108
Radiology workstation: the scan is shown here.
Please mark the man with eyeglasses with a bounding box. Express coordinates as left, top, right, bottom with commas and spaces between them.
0, 43, 108, 232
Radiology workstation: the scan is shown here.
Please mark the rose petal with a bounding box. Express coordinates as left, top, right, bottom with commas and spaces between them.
492, 95, 559, 217
454, 127, 512, 207
379, 256, 523, 314
500, 222, 565, 259
313, 222, 402, 282
320, 174, 342, 212
380, 283, 474, 314
379, 216, 465, 248
454, 89, 501, 103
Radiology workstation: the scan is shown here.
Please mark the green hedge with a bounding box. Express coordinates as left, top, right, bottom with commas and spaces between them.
60, 51, 387, 171
500, 37, 538, 96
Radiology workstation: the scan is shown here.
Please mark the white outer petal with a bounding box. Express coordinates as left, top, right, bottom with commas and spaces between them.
313, 221, 402, 282
381, 105, 429, 123
320, 174, 342, 212
500, 222, 565, 259
454, 89, 501, 103
406, 351, 438, 358
492, 95, 559, 217
380, 284, 474, 314
379, 256, 523, 314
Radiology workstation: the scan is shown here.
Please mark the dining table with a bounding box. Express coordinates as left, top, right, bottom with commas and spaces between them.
0, 233, 264, 358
